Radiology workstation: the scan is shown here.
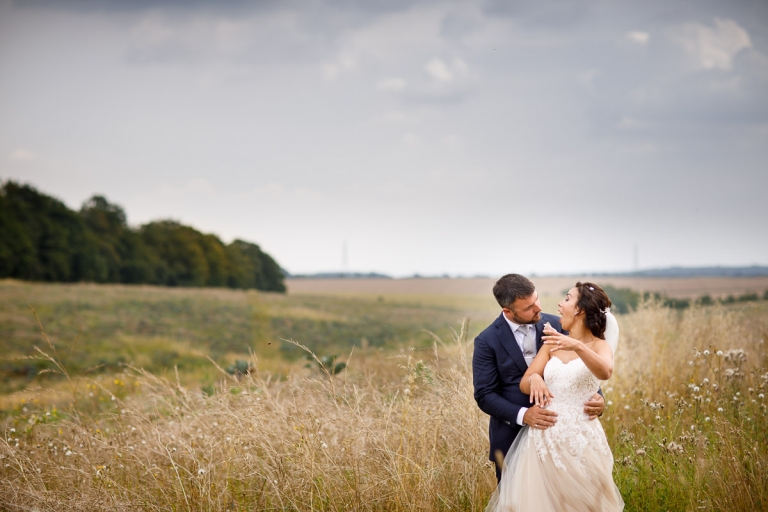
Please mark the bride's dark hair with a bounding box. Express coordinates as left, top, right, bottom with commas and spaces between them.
575, 282, 612, 339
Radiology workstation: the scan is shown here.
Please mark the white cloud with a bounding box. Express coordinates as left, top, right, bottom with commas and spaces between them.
626, 31, 650, 45
376, 77, 407, 92
425, 57, 453, 81
323, 53, 357, 80
673, 18, 751, 71
372, 110, 418, 124
576, 69, 599, 88
402, 132, 421, 146
618, 116, 647, 129
11, 149, 35, 160
157, 177, 214, 196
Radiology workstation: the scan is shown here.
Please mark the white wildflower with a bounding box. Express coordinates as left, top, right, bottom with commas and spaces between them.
705, 417, 710, 422
718, 407, 724, 412
198, 469, 206, 475
703, 350, 710, 356
666, 441, 684, 454
716, 350, 723, 356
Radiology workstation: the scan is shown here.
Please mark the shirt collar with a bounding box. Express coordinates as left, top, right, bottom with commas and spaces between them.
502, 313, 530, 333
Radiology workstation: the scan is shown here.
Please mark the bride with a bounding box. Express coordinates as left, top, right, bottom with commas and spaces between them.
486, 282, 624, 511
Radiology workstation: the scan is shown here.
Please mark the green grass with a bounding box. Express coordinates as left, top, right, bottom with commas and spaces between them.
0, 280, 498, 399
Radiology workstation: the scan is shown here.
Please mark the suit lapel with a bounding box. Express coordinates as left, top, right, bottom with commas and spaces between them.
494, 313, 529, 374
535, 321, 544, 351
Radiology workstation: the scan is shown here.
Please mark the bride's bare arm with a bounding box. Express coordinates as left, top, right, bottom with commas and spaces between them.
543, 330, 613, 380
520, 346, 553, 406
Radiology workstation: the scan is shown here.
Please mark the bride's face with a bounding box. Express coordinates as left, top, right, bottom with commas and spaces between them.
557, 287, 581, 330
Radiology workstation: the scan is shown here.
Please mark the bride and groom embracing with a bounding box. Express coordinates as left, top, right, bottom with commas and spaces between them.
473, 274, 624, 511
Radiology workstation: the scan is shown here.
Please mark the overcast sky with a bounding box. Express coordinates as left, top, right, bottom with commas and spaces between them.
1, 0, 767, 276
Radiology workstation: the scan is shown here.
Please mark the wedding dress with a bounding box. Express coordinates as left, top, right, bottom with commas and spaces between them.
486, 354, 624, 512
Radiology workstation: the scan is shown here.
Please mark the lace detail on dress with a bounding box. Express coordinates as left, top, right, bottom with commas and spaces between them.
531, 357, 612, 474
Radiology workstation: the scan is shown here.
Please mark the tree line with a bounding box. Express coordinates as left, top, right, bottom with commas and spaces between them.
0, 181, 286, 292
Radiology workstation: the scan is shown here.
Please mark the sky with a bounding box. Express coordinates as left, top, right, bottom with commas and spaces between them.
1, 0, 767, 277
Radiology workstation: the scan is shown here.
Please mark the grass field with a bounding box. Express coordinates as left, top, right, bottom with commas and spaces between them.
1, 278, 767, 510
287, 276, 768, 299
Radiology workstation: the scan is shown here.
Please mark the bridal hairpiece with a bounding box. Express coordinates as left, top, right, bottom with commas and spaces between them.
588, 286, 595, 291
602, 307, 611, 315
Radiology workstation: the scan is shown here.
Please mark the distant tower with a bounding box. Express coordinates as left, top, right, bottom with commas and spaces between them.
342, 240, 348, 273
633, 244, 639, 273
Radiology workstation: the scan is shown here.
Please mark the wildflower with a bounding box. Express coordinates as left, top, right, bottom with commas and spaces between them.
705, 417, 710, 422
655, 416, 661, 421
693, 386, 700, 393
690, 425, 695, 431
703, 378, 709, 384
703, 350, 710, 356
321, 442, 328, 449
131, 427, 136, 432
718, 407, 724, 412
65, 450, 73, 456
635, 448, 646, 456
9, 428, 15, 433
607, 401, 613, 406
666, 441, 684, 454
198, 469, 206, 475
624, 405, 630, 410
716, 350, 723, 356
724, 349, 746, 365
759, 394, 765, 399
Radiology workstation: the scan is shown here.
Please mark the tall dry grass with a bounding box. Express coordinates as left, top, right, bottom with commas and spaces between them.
1, 301, 767, 511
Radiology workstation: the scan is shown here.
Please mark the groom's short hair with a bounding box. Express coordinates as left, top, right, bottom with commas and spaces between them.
493, 274, 536, 309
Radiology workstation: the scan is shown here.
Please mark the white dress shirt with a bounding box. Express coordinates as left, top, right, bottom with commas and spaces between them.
502, 314, 535, 426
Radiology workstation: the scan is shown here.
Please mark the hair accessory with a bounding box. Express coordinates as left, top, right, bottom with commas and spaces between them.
588, 286, 595, 291
602, 307, 611, 315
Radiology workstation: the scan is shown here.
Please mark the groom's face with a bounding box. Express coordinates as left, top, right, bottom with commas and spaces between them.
503, 292, 542, 325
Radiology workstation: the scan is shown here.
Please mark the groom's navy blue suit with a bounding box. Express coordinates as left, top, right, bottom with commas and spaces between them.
472, 312, 564, 478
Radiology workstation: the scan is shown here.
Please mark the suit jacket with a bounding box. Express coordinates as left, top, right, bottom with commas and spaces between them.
472, 312, 564, 463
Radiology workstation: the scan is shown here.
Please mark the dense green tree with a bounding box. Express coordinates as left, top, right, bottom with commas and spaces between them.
0, 181, 285, 292
0, 182, 99, 282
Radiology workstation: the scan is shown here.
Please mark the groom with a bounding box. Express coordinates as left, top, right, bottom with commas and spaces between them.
473, 274, 605, 482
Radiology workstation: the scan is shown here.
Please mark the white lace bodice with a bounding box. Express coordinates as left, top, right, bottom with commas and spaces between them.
529, 356, 612, 473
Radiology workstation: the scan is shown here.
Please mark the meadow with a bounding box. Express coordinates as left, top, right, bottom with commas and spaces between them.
0, 278, 767, 510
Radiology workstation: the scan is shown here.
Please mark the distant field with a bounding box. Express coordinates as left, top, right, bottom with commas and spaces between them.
287, 276, 768, 299
0, 280, 497, 403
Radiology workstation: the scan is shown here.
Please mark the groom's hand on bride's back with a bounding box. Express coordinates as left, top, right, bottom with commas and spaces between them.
584, 393, 605, 420
523, 405, 558, 430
